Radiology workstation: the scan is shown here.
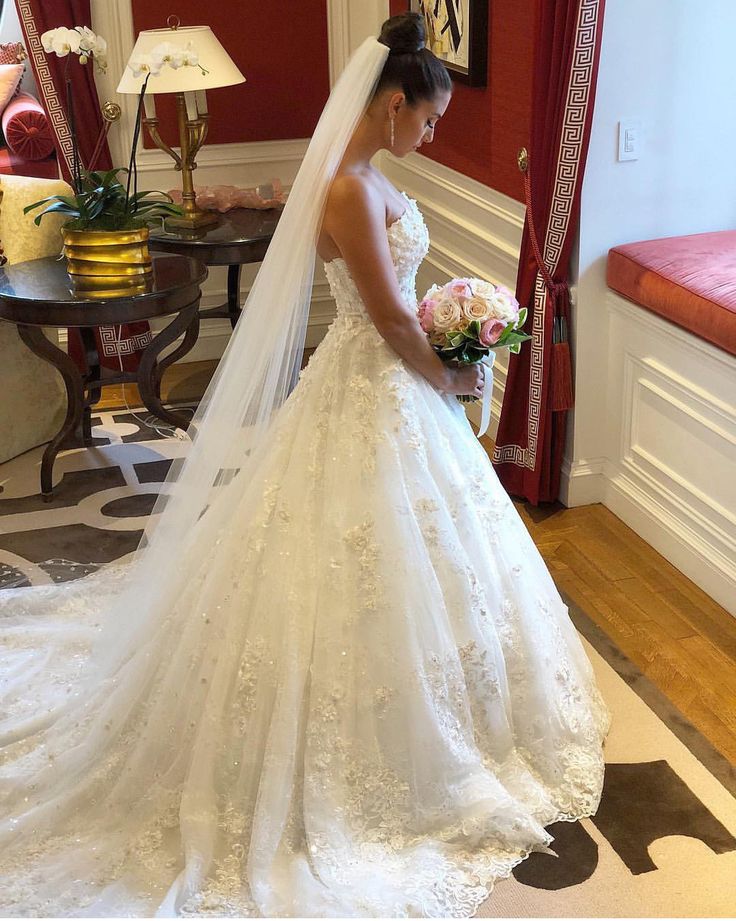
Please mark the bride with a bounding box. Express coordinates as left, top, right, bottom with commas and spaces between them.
0, 12, 611, 918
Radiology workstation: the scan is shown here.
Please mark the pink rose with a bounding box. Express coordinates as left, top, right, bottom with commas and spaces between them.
446, 281, 473, 301
418, 298, 436, 332
479, 318, 506, 346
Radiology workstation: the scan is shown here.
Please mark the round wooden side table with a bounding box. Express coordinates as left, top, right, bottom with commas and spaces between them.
148, 207, 282, 328
0, 253, 207, 500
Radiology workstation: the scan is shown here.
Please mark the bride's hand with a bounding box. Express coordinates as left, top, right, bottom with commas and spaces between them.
442, 363, 485, 398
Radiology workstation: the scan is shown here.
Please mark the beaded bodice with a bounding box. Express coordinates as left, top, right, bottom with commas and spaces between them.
323, 192, 429, 320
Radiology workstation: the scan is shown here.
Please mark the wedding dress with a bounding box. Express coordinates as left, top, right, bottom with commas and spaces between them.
0, 189, 611, 918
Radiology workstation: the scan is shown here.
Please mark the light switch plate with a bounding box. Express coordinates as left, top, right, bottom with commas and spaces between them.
618, 118, 642, 161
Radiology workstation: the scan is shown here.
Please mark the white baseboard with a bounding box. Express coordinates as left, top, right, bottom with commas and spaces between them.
559, 456, 609, 507
605, 467, 736, 616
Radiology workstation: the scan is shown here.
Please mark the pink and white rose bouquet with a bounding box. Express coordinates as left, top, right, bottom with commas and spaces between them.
417, 277, 531, 413
418, 277, 530, 360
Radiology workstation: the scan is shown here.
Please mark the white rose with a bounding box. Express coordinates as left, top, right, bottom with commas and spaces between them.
470, 278, 495, 300
432, 297, 464, 333
487, 293, 515, 322
422, 283, 443, 302
462, 295, 491, 323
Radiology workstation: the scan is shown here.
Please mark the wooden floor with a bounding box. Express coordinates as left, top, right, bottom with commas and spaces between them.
101, 359, 736, 766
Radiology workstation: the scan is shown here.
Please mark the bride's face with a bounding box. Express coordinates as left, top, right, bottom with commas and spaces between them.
389, 89, 452, 157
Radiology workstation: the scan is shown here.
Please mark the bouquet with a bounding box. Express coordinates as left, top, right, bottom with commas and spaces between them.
418, 277, 531, 407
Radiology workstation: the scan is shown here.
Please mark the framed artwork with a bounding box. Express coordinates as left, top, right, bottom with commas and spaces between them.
409, 0, 488, 87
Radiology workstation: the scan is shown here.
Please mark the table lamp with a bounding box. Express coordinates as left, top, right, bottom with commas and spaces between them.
117, 17, 245, 230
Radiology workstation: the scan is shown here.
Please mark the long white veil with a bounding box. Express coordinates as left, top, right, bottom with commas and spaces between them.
93, 35, 391, 673
0, 36, 389, 914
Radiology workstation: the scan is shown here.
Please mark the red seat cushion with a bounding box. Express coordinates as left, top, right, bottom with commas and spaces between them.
0, 146, 58, 179
607, 231, 736, 356
2, 92, 54, 161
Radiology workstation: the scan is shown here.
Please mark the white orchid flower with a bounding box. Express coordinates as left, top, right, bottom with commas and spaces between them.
127, 41, 206, 80
41, 27, 82, 57
40, 29, 57, 53
129, 54, 154, 78
181, 42, 199, 67
150, 42, 187, 70
76, 25, 97, 52
92, 35, 107, 57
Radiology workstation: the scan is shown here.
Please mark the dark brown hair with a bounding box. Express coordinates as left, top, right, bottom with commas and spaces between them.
376, 12, 452, 106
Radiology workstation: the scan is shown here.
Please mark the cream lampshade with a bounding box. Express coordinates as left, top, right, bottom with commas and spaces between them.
117, 19, 246, 230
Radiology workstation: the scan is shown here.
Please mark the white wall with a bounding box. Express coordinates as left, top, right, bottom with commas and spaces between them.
565, 0, 736, 502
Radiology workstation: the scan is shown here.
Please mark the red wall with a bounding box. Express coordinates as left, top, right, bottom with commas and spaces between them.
389, 0, 535, 203
130, 1, 330, 146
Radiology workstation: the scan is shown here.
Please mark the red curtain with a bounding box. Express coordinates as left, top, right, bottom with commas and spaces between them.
492, 0, 606, 504
14, 0, 111, 183
15, 0, 152, 374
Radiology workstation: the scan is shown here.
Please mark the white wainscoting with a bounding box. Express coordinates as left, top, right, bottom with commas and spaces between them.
601, 291, 736, 616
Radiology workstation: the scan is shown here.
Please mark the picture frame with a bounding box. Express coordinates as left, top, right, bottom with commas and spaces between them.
409, 0, 488, 87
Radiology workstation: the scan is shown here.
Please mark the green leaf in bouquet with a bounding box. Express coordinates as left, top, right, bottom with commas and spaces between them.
500, 330, 532, 346
516, 306, 528, 327
448, 333, 466, 348
438, 345, 463, 361
508, 342, 522, 354
465, 346, 486, 362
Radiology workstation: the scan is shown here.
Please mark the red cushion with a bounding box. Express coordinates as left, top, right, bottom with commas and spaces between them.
0, 146, 58, 179
2, 92, 54, 161
607, 231, 736, 357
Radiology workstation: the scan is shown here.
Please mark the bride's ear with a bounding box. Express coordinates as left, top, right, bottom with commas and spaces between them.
387, 91, 405, 117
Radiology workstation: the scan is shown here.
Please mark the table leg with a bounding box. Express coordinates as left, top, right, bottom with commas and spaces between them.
137, 301, 200, 430
18, 325, 84, 501
79, 325, 100, 443
227, 264, 242, 329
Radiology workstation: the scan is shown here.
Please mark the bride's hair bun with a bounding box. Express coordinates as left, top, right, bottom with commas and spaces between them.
374, 12, 451, 106
379, 12, 426, 55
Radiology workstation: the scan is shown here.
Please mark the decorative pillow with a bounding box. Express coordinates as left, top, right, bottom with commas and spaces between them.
2, 93, 54, 161
0, 43, 25, 98
0, 64, 24, 113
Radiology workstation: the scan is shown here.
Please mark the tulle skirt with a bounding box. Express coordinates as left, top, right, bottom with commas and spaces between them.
0, 312, 610, 917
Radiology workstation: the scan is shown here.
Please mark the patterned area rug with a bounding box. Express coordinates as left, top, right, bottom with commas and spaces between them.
1, 409, 735, 917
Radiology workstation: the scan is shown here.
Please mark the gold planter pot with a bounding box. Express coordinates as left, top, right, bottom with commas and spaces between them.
62, 225, 153, 294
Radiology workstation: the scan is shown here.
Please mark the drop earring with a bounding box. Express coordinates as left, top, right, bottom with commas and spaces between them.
389, 115, 395, 149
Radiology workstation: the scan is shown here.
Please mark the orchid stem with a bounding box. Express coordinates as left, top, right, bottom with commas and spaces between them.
126, 75, 149, 221
64, 58, 82, 195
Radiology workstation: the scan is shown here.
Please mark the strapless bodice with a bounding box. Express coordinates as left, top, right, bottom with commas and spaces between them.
323, 192, 430, 321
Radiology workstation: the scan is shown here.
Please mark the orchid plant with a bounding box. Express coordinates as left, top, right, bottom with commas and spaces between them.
25, 29, 208, 232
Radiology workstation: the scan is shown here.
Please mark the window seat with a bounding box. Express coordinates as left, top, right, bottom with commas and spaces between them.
607, 231, 736, 357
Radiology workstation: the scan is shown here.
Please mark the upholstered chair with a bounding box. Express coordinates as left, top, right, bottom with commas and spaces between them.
0, 174, 69, 463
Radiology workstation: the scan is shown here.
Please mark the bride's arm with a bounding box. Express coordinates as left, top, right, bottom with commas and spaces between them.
321, 176, 481, 397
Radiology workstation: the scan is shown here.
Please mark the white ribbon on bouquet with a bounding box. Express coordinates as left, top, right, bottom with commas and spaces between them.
477, 350, 496, 438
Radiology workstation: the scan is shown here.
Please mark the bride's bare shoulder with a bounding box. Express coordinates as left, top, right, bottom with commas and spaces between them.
324, 172, 385, 224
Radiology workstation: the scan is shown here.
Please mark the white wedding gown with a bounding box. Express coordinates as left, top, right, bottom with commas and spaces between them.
0, 193, 611, 918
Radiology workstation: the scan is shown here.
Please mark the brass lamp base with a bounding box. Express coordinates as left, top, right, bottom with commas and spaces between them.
143, 90, 220, 236
163, 208, 219, 232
